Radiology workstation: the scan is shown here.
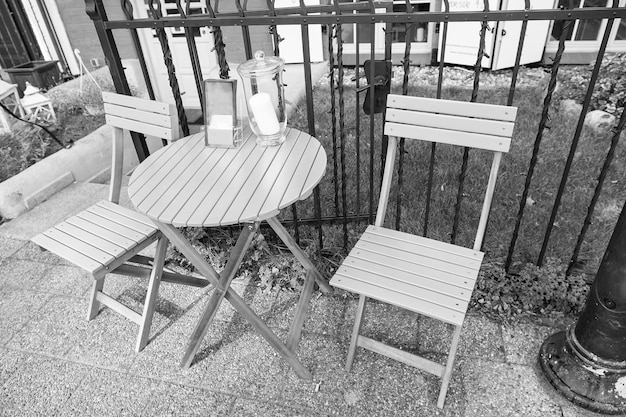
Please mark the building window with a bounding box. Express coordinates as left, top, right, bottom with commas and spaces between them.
390, 1, 430, 44
551, 0, 609, 41
616, 19, 626, 40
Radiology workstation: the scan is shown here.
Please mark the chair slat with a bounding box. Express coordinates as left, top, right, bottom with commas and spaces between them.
386, 94, 517, 122
331, 273, 465, 326
386, 108, 515, 137
105, 114, 176, 142
384, 122, 511, 152
353, 240, 480, 281
103, 102, 175, 129
337, 263, 471, 309
31, 233, 105, 274
363, 226, 482, 266
342, 256, 472, 299
86, 204, 155, 235
76, 210, 149, 242
54, 222, 128, 257
41, 228, 115, 267
65, 216, 138, 250
96, 201, 156, 227
102, 91, 171, 115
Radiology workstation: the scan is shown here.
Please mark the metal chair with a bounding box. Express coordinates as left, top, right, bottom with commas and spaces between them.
330, 94, 517, 408
32, 92, 204, 352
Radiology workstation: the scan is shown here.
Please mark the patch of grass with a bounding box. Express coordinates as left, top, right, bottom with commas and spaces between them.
0, 72, 115, 185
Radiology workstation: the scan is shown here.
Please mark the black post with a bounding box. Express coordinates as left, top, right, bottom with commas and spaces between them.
539, 200, 626, 414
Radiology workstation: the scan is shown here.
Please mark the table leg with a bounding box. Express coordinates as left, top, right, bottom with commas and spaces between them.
136, 234, 168, 352
286, 269, 315, 351
180, 222, 258, 369
155, 222, 313, 380
266, 216, 333, 294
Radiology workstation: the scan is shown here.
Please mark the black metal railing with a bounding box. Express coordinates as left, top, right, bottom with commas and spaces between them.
86, 0, 626, 275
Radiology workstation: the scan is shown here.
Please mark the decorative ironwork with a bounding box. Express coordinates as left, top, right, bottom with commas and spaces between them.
505, 20, 572, 272
537, 0, 619, 267
148, 0, 189, 136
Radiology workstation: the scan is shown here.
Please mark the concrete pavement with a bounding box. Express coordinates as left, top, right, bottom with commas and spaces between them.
0, 182, 603, 416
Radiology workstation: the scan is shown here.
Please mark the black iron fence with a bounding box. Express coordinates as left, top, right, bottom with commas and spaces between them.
86, 0, 626, 275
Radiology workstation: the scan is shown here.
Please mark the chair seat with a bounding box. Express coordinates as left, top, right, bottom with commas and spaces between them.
32, 200, 159, 277
330, 225, 484, 326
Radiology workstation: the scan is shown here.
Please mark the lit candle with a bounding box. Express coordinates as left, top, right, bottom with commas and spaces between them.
248, 92, 280, 136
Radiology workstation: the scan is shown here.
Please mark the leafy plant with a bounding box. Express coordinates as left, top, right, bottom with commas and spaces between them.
472, 258, 590, 319
556, 52, 626, 118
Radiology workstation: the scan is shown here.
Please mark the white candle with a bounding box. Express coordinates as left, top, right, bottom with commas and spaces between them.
209, 114, 233, 129
248, 92, 280, 135
206, 114, 234, 146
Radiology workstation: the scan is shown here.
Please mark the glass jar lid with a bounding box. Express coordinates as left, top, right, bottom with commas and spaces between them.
237, 50, 284, 77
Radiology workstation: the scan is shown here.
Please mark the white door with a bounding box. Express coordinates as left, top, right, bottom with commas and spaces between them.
438, 0, 498, 68
133, 0, 217, 108
491, 0, 554, 70
274, 0, 324, 64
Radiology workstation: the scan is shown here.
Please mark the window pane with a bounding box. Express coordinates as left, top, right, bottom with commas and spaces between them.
550, 0, 575, 41
574, 0, 608, 41
338, 0, 374, 44
616, 19, 626, 40
390, 2, 429, 43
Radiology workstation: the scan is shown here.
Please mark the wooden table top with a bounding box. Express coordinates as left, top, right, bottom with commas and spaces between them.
128, 127, 326, 228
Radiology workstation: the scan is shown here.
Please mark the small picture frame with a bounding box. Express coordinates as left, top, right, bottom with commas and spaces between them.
203, 78, 242, 147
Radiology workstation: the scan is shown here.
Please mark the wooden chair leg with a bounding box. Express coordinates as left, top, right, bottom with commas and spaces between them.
135, 236, 169, 352
87, 277, 105, 320
346, 295, 367, 371
437, 324, 463, 409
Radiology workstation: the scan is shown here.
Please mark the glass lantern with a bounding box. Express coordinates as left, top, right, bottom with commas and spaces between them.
237, 50, 287, 147
203, 78, 243, 148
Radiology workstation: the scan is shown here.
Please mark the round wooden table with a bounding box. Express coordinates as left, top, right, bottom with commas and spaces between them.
128, 127, 326, 227
128, 127, 331, 377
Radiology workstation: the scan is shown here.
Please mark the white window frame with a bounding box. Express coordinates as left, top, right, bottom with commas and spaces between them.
545, 0, 626, 55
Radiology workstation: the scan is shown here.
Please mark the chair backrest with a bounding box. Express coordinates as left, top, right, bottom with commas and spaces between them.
102, 91, 179, 204
380, 94, 518, 251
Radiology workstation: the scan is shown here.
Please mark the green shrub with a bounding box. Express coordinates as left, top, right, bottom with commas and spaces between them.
557, 53, 626, 118
472, 258, 590, 319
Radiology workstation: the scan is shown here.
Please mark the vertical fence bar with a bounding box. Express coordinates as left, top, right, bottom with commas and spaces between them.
567, 105, 626, 276
379, 2, 393, 199
504, 19, 572, 272
85, 0, 149, 161
355, 9, 362, 217
537, 5, 617, 267
176, 0, 204, 112
235, 0, 253, 60
506, 0, 530, 106
424, 0, 449, 237
206, 1, 230, 80
395, 0, 414, 232
327, 12, 340, 217
267, 0, 280, 56
451, 0, 489, 245
147, 0, 189, 136
121, 0, 156, 101
331, 1, 348, 248
290, 0, 320, 245
367, 0, 376, 224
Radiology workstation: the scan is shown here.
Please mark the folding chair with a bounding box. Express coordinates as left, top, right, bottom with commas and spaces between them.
330, 94, 517, 408
32, 91, 203, 352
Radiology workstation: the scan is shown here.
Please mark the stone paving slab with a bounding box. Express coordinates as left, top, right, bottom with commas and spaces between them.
0, 187, 603, 416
